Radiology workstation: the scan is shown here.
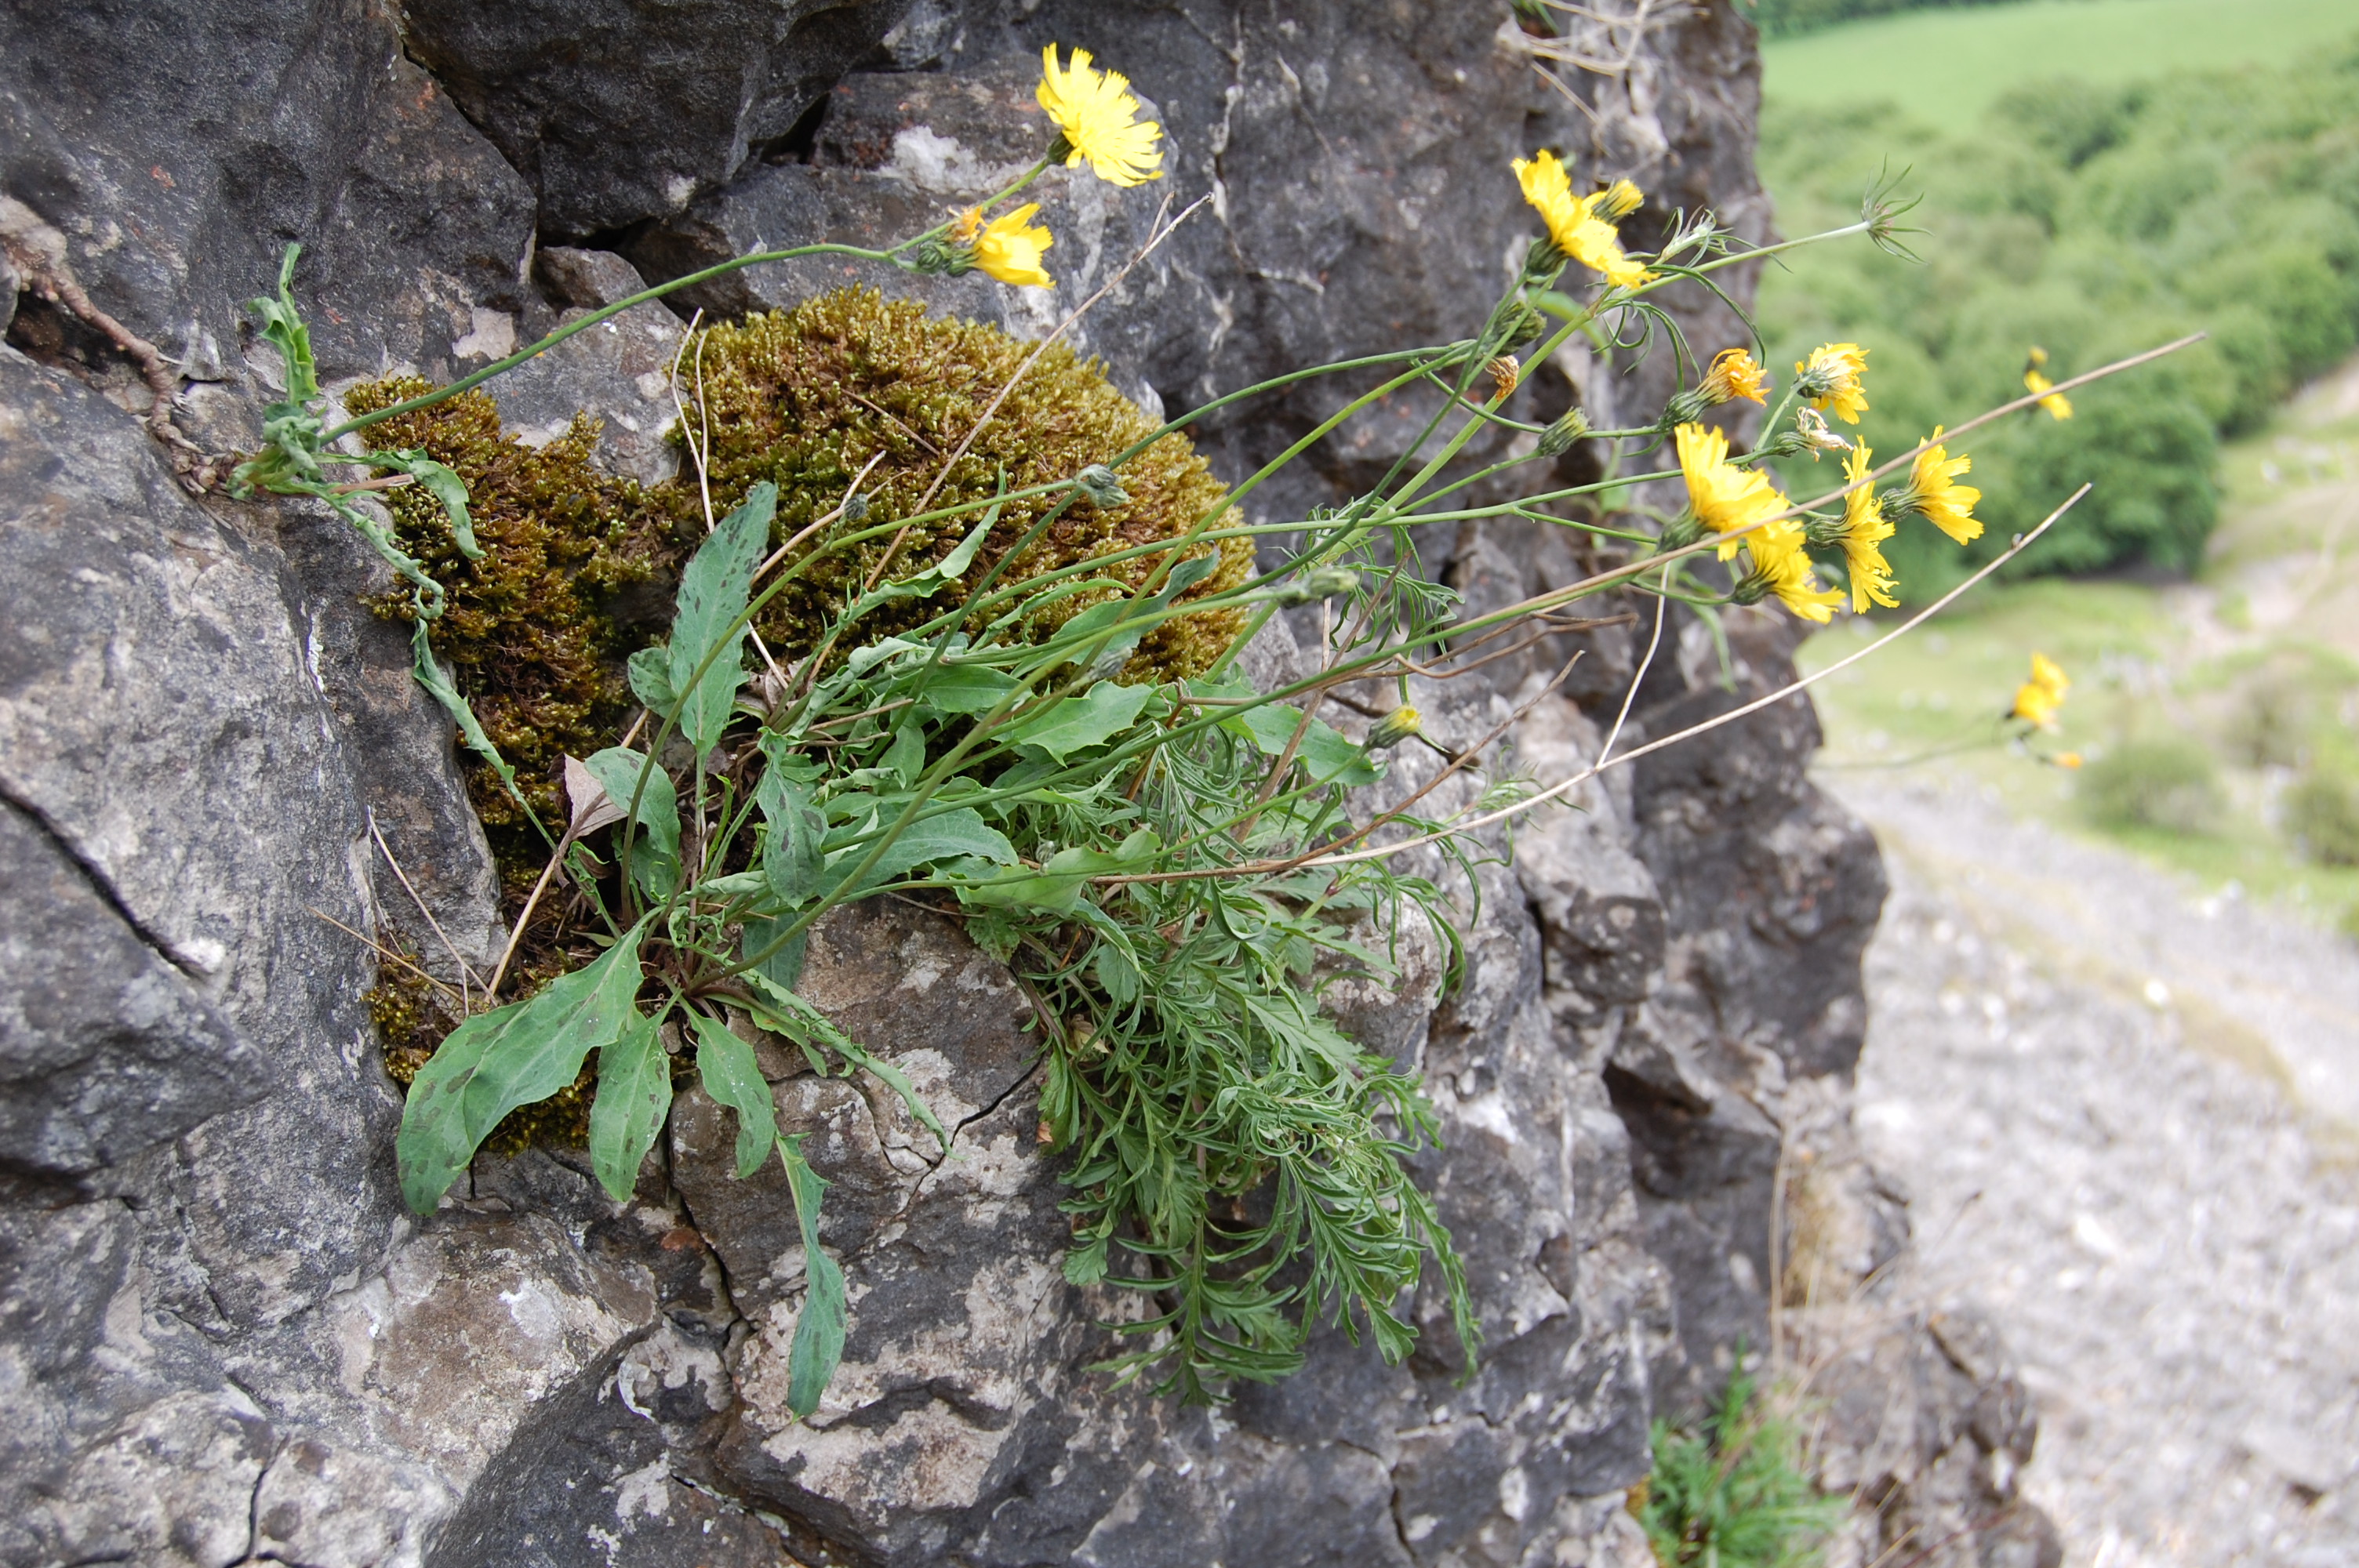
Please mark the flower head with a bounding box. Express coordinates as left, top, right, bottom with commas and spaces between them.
2011, 652, 2069, 728
1512, 151, 1653, 289
1675, 422, 1789, 558
965, 204, 1055, 288
1889, 427, 1983, 544
1794, 343, 1870, 425
1367, 706, 1423, 750
1832, 442, 1898, 612
1738, 522, 1845, 624
1037, 45, 1165, 187
2023, 348, 2074, 420
1703, 347, 1769, 405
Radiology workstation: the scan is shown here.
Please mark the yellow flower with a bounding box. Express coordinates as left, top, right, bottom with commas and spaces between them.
2010, 652, 2069, 728
1794, 342, 1870, 425
1037, 45, 1165, 187
1675, 423, 1790, 558
2024, 368, 2074, 421
2053, 751, 2083, 769
1833, 442, 1898, 612
1743, 522, 1845, 624
966, 204, 1055, 288
1890, 427, 1983, 545
1702, 347, 1768, 405
1511, 151, 1653, 289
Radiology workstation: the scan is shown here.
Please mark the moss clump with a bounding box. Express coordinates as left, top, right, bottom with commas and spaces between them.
349, 290, 1244, 902
343, 378, 686, 896
655, 288, 1249, 677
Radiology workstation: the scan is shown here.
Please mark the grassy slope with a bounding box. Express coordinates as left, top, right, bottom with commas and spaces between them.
1760, 0, 2359, 132
1799, 362, 2359, 929
1772, 1, 2359, 929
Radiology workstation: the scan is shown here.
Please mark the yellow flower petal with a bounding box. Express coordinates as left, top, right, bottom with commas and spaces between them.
1795, 342, 1870, 425
1836, 441, 1897, 613
1901, 426, 1982, 545
1037, 45, 1165, 187
1512, 151, 1652, 288
972, 203, 1055, 289
1703, 347, 1768, 405
1676, 423, 1789, 558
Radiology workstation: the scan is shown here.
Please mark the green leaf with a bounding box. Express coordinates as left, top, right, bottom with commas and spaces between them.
690, 1011, 777, 1179
1003, 681, 1157, 762
1225, 702, 1377, 786
670, 482, 776, 751
882, 720, 925, 786
827, 807, 1017, 893
954, 827, 1161, 916
587, 1003, 671, 1201
411, 621, 531, 815
756, 764, 827, 908
741, 916, 809, 992
583, 747, 681, 902
396, 917, 652, 1214
377, 450, 482, 560
627, 644, 679, 718
777, 1134, 846, 1420
1063, 1232, 1109, 1286
914, 664, 1020, 717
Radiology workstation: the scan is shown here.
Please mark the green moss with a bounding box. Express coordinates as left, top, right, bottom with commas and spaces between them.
343, 377, 685, 898
653, 289, 1250, 679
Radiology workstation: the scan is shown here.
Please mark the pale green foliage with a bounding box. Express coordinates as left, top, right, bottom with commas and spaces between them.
1641, 1366, 1841, 1568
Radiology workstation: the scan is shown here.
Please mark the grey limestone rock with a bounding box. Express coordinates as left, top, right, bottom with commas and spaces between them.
0, 1, 2063, 1563
400, 0, 921, 238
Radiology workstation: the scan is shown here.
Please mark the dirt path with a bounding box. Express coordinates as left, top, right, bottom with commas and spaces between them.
1829, 776, 2359, 1568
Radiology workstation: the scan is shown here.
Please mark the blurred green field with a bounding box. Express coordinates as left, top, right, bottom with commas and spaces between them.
1761, 0, 2359, 133
1799, 359, 2359, 928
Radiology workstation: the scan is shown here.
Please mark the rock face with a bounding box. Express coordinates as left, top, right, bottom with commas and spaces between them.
0, 2, 2051, 1565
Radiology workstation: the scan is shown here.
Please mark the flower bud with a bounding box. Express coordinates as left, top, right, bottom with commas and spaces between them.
1273, 565, 1360, 606
841, 492, 871, 524
1656, 510, 1706, 554
1594, 178, 1644, 221
1487, 355, 1521, 402
1536, 407, 1591, 457
1365, 706, 1423, 750
1074, 464, 1130, 508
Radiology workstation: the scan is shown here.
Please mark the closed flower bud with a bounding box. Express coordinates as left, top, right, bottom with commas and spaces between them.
841, 492, 870, 524
1365, 705, 1422, 750
1274, 564, 1359, 605
1074, 463, 1130, 507
1536, 407, 1590, 457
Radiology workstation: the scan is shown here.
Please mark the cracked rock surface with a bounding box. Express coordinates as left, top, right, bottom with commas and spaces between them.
2, 2, 2053, 1563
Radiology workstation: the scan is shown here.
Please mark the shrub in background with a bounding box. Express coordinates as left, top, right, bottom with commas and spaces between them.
2286, 768, 2359, 866
1759, 42, 2359, 594
2078, 737, 2228, 833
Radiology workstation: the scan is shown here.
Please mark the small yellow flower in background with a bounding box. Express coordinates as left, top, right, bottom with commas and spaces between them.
1742, 523, 1845, 623
1888, 427, 1983, 544
2023, 347, 2074, 420
1794, 342, 1870, 424
967, 204, 1055, 288
1037, 45, 1165, 187
2053, 751, 2084, 770
1675, 422, 1789, 557
1832, 441, 1898, 612
1512, 151, 1653, 289
2010, 652, 2070, 728
1702, 347, 1768, 405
